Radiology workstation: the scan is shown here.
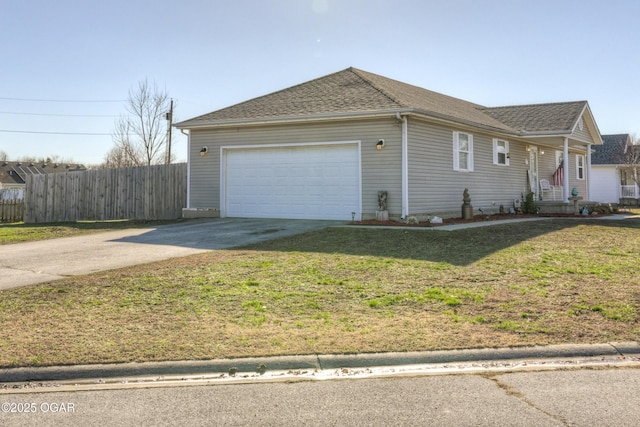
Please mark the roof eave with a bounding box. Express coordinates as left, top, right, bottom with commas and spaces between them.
176, 107, 520, 136
519, 130, 574, 137
408, 109, 518, 135
174, 108, 415, 129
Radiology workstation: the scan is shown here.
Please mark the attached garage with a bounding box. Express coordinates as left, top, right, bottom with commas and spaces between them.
221, 142, 361, 220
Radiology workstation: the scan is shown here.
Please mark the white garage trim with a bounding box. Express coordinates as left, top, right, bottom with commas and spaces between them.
220, 141, 362, 220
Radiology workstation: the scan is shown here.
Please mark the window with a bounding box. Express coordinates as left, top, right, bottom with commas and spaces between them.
493, 139, 509, 166
555, 151, 564, 168
576, 154, 585, 180
453, 132, 473, 171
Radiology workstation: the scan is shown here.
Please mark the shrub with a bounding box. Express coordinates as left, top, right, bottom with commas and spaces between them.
521, 192, 538, 214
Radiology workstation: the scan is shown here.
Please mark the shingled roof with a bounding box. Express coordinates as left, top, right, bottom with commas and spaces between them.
0, 161, 86, 186
177, 67, 590, 136
592, 134, 630, 165
480, 102, 587, 133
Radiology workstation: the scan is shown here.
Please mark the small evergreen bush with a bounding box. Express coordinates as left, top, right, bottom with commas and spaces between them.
522, 192, 538, 214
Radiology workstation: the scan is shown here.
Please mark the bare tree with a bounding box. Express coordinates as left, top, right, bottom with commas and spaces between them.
624, 135, 640, 186
103, 145, 139, 169
613, 134, 640, 193
0, 150, 8, 161
110, 79, 172, 167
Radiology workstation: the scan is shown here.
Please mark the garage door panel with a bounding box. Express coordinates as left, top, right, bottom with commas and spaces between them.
224, 144, 360, 220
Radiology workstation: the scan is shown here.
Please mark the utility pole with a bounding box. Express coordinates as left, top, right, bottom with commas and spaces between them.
166, 98, 173, 164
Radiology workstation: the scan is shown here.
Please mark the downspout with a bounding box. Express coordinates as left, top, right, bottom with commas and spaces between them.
397, 113, 409, 219
181, 129, 191, 209
586, 143, 592, 200
563, 137, 569, 202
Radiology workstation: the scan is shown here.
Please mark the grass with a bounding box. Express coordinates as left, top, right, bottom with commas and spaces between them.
0, 220, 183, 245
0, 217, 639, 368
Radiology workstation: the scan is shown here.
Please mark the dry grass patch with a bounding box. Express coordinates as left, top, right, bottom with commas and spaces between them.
1, 218, 639, 368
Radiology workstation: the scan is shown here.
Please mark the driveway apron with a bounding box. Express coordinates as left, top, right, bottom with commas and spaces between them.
0, 219, 340, 290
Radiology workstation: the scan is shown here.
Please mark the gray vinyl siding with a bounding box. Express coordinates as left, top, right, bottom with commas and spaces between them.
572, 117, 595, 144
407, 119, 529, 217
188, 115, 592, 220
539, 148, 587, 198
188, 118, 402, 217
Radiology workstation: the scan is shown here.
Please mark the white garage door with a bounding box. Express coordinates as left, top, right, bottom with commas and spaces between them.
223, 143, 361, 220
590, 167, 619, 203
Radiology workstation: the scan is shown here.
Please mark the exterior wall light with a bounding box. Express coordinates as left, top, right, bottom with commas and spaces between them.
200, 147, 208, 157
376, 139, 385, 151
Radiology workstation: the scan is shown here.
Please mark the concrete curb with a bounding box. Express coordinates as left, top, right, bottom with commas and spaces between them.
2, 342, 638, 383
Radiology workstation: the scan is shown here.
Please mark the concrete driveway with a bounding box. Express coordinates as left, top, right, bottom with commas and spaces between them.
0, 218, 341, 290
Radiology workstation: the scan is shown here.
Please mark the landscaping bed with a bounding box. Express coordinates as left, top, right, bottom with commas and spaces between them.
353, 212, 611, 227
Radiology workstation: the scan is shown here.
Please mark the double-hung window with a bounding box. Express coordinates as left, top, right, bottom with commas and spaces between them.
453, 132, 473, 171
493, 139, 509, 166
576, 154, 585, 180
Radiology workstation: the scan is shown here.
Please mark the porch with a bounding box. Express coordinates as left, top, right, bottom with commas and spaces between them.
537, 199, 584, 215
619, 185, 639, 207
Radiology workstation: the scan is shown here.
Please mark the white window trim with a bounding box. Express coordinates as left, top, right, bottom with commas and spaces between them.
453, 131, 474, 172
555, 150, 564, 168
576, 154, 585, 180
492, 139, 509, 166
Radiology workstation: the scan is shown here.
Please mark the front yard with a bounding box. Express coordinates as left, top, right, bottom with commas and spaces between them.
0, 217, 639, 368
0, 220, 182, 245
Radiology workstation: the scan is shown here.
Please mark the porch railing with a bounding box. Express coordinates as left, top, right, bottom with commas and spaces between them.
620, 185, 639, 199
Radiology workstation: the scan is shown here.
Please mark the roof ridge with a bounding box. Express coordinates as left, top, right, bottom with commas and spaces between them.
183, 68, 359, 123
482, 100, 587, 110
601, 133, 630, 138
350, 67, 490, 110
348, 67, 405, 107
186, 67, 390, 121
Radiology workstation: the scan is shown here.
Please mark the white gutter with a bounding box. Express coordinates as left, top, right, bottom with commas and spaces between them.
176, 108, 520, 137
586, 143, 592, 200
182, 129, 191, 208
397, 112, 409, 219
176, 109, 415, 130
520, 130, 573, 137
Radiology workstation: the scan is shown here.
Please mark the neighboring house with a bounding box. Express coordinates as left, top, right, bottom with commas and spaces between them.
176, 67, 603, 221
591, 134, 639, 205
0, 161, 87, 191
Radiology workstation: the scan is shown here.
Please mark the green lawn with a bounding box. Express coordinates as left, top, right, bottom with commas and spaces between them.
0, 220, 183, 245
1, 217, 639, 368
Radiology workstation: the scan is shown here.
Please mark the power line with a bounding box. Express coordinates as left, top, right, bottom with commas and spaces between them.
0, 111, 120, 118
0, 96, 126, 103
0, 129, 115, 136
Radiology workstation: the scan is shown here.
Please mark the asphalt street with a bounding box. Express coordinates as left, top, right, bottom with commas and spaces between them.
2, 368, 640, 426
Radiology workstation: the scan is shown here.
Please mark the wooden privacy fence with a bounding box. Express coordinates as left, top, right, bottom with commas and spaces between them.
24, 163, 187, 223
0, 199, 24, 222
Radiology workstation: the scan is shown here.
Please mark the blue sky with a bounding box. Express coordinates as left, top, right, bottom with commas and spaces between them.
2, 0, 639, 165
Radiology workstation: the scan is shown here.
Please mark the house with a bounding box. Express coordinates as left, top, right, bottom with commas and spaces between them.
175, 67, 603, 221
0, 161, 87, 191
591, 134, 639, 206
